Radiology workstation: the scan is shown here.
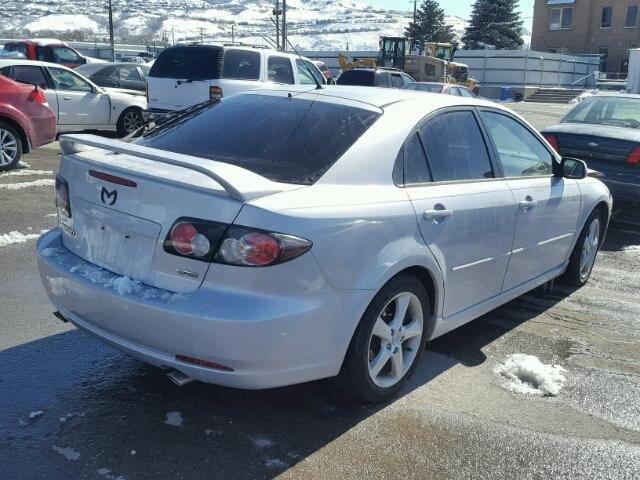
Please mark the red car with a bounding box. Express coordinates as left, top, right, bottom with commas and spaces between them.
3, 39, 87, 69
0, 75, 57, 170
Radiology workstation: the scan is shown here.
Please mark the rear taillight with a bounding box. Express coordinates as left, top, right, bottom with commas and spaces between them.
215, 226, 312, 267
164, 219, 312, 266
164, 218, 227, 262
28, 86, 47, 105
55, 175, 71, 218
626, 146, 640, 165
209, 86, 223, 100
543, 133, 559, 153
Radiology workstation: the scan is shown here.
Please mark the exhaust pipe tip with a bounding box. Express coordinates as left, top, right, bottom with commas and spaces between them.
166, 369, 194, 387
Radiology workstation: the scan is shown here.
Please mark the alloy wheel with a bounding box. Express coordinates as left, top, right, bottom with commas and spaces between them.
123, 110, 143, 133
367, 292, 423, 388
0, 128, 18, 166
579, 217, 600, 281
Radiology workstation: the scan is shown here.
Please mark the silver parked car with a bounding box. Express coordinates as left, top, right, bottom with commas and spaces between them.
36, 86, 611, 402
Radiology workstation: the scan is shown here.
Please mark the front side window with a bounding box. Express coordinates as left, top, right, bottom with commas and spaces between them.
421, 111, 493, 182
481, 112, 553, 177
118, 66, 142, 82
304, 60, 325, 85
5, 65, 48, 87
296, 59, 316, 85
52, 47, 82, 64
602, 7, 613, 27
626, 5, 638, 27
135, 94, 381, 185
267, 56, 294, 84
390, 73, 403, 88
48, 67, 93, 92
222, 49, 260, 80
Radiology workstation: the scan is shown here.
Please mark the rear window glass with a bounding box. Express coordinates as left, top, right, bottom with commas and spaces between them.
222, 49, 260, 80
135, 94, 381, 185
149, 46, 222, 80
337, 70, 375, 86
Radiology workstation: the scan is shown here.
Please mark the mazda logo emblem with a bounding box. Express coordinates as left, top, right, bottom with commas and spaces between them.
101, 187, 117, 206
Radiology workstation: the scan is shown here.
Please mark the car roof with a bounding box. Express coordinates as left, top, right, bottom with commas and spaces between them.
250, 85, 501, 111
0, 58, 73, 70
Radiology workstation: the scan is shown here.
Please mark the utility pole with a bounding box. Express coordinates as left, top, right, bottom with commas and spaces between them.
231, 24, 235, 44
172, 26, 175, 45
107, 0, 115, 62
273, 1, 281, 49
411, 0, 418, 53
282, 0, 287, 51
199, 27, 204, 43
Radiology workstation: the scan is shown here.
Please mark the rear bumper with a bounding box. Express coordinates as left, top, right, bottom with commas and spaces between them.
142, 108, 172, 122
36, 229, 364, 389
601, 178, 640, 204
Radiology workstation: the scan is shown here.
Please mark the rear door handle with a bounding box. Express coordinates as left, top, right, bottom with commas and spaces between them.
423, 208, 453, 222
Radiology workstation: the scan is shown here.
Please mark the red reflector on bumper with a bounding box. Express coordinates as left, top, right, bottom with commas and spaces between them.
175, 354, 234, 372
89, 170, 137, 187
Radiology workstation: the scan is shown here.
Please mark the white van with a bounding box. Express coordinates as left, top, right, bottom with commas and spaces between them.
146, 43, 326, 116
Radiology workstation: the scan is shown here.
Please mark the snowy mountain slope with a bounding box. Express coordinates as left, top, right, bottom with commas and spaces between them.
0, 0, 469, 51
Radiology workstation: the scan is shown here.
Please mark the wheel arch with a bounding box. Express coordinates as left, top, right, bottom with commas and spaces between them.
0, 115, 30, 153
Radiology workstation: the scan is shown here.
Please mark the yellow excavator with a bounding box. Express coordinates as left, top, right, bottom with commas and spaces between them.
340, 37, 476, 90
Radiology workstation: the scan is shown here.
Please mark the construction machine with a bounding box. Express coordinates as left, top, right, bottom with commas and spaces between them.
376, 36, 476, 90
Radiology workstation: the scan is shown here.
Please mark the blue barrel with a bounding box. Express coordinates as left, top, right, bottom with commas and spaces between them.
500, 87, 512, 101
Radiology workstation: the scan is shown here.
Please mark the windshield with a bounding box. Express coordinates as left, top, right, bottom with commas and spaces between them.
563, 96, 640, 129
404, 83, 443, 93
134, 94, 381, 185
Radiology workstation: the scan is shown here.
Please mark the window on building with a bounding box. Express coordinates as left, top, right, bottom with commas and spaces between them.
626, 5, 638, 27
601, 7, 613, 28
547, 47, 559, 53
550, 7, 572, 30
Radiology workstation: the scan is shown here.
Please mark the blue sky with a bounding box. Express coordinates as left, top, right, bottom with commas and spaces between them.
365, 0, 535, 29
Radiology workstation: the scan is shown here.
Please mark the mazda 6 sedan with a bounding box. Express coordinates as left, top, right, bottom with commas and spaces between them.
37, 87, 611, 402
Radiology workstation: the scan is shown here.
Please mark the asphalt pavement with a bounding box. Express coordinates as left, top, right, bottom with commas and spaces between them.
1, 103, 639, 479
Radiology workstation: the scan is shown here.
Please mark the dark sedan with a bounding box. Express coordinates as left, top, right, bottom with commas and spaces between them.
75, 62, 150, 92
541, 94, 640, 204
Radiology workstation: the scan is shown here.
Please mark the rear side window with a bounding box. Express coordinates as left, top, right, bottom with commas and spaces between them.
404, 133, 432, 184
390, 73, 404, 88
4, 65, 47, 86
459, 88, 476, 98
267, 56, 294, 84
421, 111, 494, 182
135, 94, 381, 185
337, 70, 375, 86
222, 49, 260, 80
150, 46, 223, 80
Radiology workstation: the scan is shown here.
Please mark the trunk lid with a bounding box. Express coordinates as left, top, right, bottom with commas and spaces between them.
57, 135, 295, 293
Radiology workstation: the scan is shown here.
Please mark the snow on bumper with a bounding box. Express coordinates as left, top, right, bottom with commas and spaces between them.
36, 229, 362, 389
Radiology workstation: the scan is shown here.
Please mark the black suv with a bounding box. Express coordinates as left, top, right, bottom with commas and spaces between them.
336, 67, 414, 88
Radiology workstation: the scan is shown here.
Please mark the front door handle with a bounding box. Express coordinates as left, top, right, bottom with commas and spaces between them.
519, 196, 538, 211
423, 208, 453, 222
62, 96, 71, 100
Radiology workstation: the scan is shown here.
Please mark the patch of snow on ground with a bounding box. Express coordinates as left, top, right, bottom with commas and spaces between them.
495, 354, 567, 396
0, 179, 55, 190
165, 411, 183, 427
0, 169, 54, 177
622, 245, 640, 253
17, 161, 30, 169
45, 213, 58, 218
52, 445, 80, 461
0, 231, 40, 247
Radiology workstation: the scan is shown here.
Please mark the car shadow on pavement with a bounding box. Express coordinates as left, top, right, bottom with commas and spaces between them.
0, 281, 580, 480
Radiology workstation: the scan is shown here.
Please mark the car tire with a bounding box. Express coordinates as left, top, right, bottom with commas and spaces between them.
334, 274, 430, 403
563, 210, 603, 287
116, 107, 143, 137
0, 121, 23, 172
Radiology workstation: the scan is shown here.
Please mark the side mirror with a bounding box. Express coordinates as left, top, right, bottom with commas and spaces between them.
561, 157, 588, 180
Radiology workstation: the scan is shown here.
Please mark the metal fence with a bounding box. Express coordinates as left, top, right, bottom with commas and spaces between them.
454, 50, 601, 89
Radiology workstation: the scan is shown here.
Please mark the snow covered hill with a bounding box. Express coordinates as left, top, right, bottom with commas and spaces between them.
0, 0, 469, 51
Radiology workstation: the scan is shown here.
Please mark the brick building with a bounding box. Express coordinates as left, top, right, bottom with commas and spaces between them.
531, 0, 640, 73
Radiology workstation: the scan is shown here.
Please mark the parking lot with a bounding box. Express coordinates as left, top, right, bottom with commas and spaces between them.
1, 102, 639, 479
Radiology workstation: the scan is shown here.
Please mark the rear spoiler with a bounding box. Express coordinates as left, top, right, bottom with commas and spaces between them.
59, 134, 291, 202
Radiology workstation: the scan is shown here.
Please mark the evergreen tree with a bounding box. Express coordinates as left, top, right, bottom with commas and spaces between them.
405, 0, 455, 50
462, 0, 524, 50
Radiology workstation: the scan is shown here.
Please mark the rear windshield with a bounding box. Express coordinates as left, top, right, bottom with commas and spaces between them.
563, 96, 640, 129
134, 94, 381, 185
337, 70, 375, 86
149, 45, 223, 80
405, 83, 443, 93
